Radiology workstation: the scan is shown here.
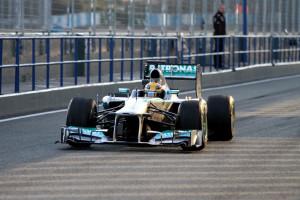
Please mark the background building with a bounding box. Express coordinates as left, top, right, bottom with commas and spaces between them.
0, 0, 299, 35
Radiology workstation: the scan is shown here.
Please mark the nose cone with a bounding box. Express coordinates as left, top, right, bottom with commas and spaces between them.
116, 98, 148, 115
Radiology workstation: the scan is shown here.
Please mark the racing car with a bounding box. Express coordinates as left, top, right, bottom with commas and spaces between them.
60, 62, 235, 151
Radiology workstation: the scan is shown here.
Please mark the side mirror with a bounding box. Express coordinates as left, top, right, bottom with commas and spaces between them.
168, 89, 180, 95
118, 88, 130, 95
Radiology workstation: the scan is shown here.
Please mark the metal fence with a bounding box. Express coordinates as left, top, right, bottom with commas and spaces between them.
0, 35, 300, 95
1, 0, 300, 35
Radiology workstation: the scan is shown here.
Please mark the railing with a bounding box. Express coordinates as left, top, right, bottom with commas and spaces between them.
181, 35, 300, 71
0, 35, 299, 95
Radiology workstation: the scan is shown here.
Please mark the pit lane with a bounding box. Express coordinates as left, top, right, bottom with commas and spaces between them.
0, 75, 299, 200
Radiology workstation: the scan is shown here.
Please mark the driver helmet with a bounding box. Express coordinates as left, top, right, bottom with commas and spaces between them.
145, 69, 162, 97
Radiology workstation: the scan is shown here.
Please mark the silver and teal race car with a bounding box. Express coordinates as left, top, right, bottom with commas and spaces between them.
60, 63, 235, 151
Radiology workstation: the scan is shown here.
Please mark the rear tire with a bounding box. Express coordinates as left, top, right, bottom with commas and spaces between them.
66, 97, 97, 148
207, 95, 235, 141
177, 100, 208, 151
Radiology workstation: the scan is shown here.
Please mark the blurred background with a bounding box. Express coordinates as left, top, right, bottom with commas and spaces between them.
0, 0, 299, 35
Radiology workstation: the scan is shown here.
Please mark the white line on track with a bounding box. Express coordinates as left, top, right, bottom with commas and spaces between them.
181, 74, 300, 95
1, 74, 300, 123
0, 109, 67, 123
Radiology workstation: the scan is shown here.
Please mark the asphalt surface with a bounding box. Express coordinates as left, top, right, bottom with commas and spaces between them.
0, 75, 300, 200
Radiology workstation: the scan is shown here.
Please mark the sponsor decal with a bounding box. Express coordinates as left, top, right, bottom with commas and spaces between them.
148, 64, 197, 78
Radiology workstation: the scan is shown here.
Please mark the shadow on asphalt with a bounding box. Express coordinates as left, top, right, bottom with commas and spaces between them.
57, 144, 206, 154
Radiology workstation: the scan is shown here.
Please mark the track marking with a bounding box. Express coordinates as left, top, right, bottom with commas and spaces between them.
7, 163, 300, 172
7, 158, 300, 167
1, 190, 300, 199
1, 175, 300, 183
3, 171, 300, 179
0, 109, 67, 123
1, 183, 300, 192
181, 74, 300, 94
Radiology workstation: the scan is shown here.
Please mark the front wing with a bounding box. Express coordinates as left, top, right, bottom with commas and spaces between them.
61, 126, 203, 147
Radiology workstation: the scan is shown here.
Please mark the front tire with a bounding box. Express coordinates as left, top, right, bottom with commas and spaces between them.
177, 100, 208, 151
66, 97, 97, 148
66, 97, 97, 127
207, 95, 235, 141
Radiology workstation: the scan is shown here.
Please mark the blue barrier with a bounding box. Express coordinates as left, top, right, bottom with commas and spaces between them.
98, 38, 102, 83
0, 35, 299, 95
109, 37, 114, 82
60, 38, 64, 87
139, 39, 144, 79
130, 38, 134, 81
0, 39, 2, 95
15, 38, 20, 93
120, 38, 124, 81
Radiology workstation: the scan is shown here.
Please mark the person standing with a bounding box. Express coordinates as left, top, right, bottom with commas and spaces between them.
213, 4, 226, 69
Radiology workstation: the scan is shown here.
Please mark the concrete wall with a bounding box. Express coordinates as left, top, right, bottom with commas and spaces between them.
1, 64, 300, 119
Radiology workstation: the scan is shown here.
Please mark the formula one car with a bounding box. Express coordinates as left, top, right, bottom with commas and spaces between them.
60, 62, 235, 151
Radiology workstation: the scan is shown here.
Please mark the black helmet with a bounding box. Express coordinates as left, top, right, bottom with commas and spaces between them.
150, 69, 160, 79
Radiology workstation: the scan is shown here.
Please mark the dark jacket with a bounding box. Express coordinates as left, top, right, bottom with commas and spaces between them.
213, 11, 226, 35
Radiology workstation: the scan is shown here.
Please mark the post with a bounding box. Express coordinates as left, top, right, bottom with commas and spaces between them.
201, 38, 206, 72
0, 39, 2, 94
159, 39, 162, 59
262, 0, 267, 34
67, 0, 71, 31
121, 38, 124, 81
87, 38, 90, 84
209, 38, 213, 72
15, 38, 20, 93
140, 39, 144, 79
108, 0, 115, 34
60, 38, 64, 87
278, 0, 282, 33
32, 39, 36, 91
188, 38, 191, 64
181, 36, 184, 63
176, 0, 181, 34
291, 0, 296, 34
232, 36, 236, 71
202, 0, 208, 34
16, 0, 24, 33
71, 0, 74, 33
176, 38, 179, 63
98, 38, 102, 82
44, 0, 51, 33
242, 0, 248, 35
270, 0, 275, 34
46, 38, 50, 88
109, 37, 114, 82
270, 36, 275, 66
167, 39, 170, 64
128, 0, 135, 35
161, 0, 167, 35
92, 0, 96, 34
189, 0, 195, 34
74, 38, 78, 85
130, 38, 134, 80
242, 0, 248, 63
145, 0, 151, 34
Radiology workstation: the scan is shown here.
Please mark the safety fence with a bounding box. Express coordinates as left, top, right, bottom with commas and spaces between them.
0, 35, 299, 94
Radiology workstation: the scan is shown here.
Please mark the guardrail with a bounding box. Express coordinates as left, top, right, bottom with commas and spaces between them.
181, 35, 300, 72
0, 35, 299, 95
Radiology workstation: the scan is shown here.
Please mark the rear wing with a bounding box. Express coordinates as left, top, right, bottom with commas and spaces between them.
144, 62, 202, 98
144, 63, 201, 80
